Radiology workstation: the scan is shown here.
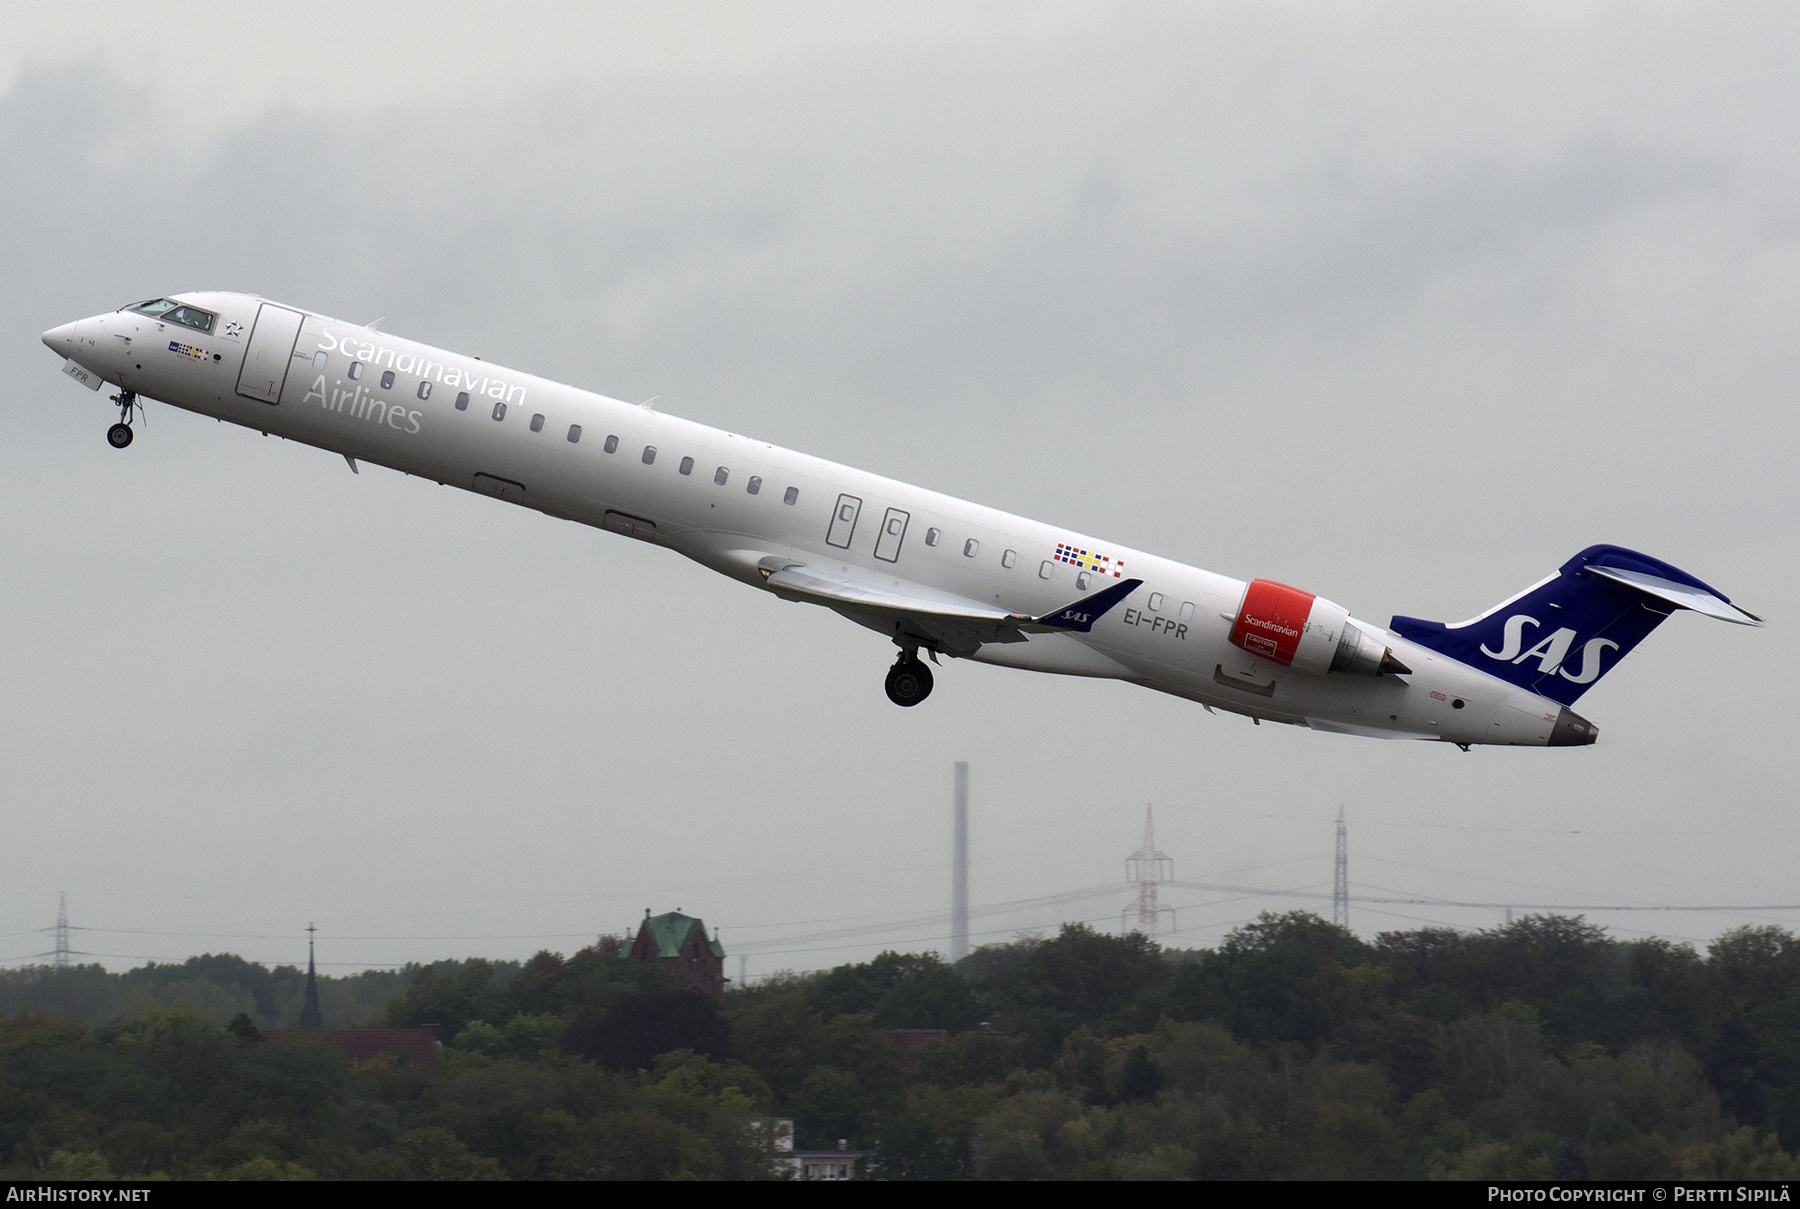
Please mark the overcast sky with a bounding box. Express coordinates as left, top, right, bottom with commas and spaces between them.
1, 2, 1794, 979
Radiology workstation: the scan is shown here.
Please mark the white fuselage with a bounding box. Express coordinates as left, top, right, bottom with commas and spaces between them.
44, 292, 1571, 747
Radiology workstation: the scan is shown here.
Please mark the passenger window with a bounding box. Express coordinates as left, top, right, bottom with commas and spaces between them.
679, 456, 694, 475
1149, 593, 1163, 611
964, 539, 979, 557
313, 351, 327, 370
455, 391, 469, 410
714, 467, 728, 486
380, 370, 396, 390
530, 413, 545, 432
747, 476, 762, 495
604, 434, 619, 453
783, 486, 798, 505
1039, 560, 1053, 579
1078, 571, 1091, 591
492, 402, 507, 421
925, 527, 940, 547
349, 362, 364, 381
568, 425, 582, 443
1179, 601, 1195, 621
642, 446, 656, 465
1002, 550, 1017, 569
416, 381, 432, 400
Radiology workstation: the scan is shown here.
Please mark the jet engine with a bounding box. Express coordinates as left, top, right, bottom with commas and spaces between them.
1227, 579, 1410, 676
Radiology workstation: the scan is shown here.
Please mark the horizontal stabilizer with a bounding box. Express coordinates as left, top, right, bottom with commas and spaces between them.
1583, 565, 1762, 626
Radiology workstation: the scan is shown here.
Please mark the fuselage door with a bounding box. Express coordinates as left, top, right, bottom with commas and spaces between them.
234, 303, 306, 404
827, 493, 862, 549
874, 507, 910, 563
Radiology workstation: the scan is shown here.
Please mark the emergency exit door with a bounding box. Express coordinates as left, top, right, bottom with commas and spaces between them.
235, 303, 305, 404
827, 494, 862, 549
874, 508, 910, 562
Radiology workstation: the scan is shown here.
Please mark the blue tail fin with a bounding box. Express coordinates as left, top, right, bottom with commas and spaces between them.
1389, 545, 1760, 705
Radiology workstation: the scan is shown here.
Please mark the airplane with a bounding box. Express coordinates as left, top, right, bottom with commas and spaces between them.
41, 292, 1762, 749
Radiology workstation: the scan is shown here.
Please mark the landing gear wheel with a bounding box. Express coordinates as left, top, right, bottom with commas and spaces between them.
884, 656, 934, 707
107, 390, 139, 449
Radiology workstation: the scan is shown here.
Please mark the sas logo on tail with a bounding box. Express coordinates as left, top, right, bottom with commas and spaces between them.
1480, 615, 1618, 685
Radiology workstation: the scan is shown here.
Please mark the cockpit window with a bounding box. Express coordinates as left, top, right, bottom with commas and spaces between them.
127, 299, 215, 332
163, 305, 215, 333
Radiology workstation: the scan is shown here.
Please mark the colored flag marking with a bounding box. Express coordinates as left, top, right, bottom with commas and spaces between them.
1053, 542, 1125, 578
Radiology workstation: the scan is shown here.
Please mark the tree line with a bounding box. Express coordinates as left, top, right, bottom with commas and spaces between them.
2, 913, 1797, 1179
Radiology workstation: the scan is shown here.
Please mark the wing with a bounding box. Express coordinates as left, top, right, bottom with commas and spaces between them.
759, 559, 1141, 657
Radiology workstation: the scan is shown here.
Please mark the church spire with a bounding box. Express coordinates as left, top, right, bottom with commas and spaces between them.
300, 923, 323, 1028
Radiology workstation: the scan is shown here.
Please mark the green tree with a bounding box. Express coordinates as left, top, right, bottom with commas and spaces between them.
1166, 912, 1374, 1050
808, 951, 979, 1031
1704, 926, 1800, 1148
385, 961, 511, 1043
395, 1126, 507, 1180
560, 990, 730, 1072
1116, 1043, 1162, 1103
978, 924, 1169, 1064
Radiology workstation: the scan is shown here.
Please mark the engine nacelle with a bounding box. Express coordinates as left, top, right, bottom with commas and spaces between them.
1228, 579, 1410, 677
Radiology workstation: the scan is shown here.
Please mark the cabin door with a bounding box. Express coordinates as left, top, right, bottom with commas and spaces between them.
235, 303, 306, 404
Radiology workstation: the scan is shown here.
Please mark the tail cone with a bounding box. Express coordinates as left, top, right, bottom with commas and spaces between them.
1548, 708, 1598, 746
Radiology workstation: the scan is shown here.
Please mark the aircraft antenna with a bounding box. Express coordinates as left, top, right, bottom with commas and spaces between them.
1123, 807, 1175, 935
54, 893, 70, 967
1333, 805, 1350, 929
951, 762, 969, 963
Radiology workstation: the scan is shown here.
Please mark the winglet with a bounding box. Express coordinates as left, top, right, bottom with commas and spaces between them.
1032, 578, 1144, 632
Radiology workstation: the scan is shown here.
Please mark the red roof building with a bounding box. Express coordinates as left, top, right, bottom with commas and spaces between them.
880, 1029, 951, 1070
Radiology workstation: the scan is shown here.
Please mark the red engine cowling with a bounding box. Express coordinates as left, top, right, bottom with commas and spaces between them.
1228, 579, 1410, 677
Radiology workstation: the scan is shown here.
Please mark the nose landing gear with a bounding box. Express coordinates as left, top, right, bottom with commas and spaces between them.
107, 390, 138, 449
884, 651, 935, 707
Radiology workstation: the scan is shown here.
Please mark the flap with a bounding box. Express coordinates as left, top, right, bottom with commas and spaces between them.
764, 564, 1024, 623
761, 561, 1142, 656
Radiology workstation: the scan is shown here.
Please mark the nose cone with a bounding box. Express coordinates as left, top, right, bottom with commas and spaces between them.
42, 321, 77, 356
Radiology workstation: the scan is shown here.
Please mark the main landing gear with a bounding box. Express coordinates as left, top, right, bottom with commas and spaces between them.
884, 651, 935, 708
107, 390, 138, 449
